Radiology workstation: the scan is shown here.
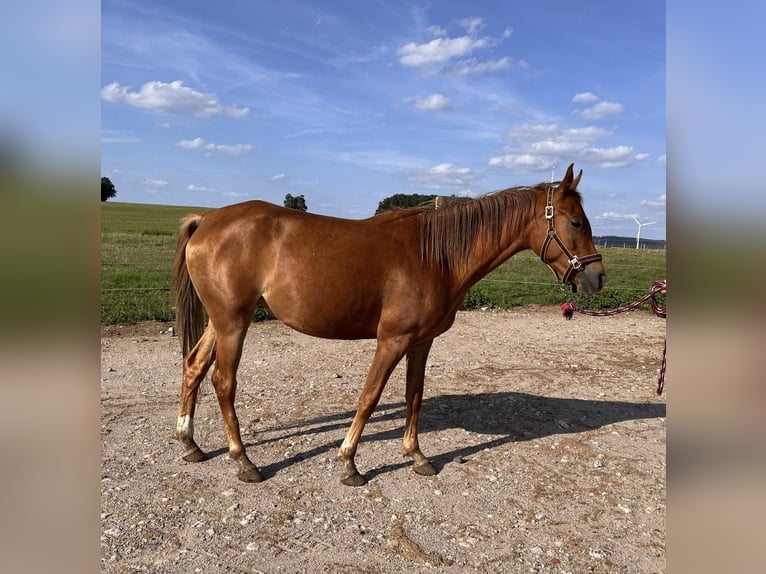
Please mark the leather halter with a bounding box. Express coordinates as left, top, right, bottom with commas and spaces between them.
540, 185, 602, 287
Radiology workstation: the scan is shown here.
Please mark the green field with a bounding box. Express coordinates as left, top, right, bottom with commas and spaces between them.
101, 202, 213, 324
101, 202, 666, 324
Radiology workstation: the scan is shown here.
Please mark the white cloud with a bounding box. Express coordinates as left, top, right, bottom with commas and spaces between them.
397, 22, 512, 77
204, 142, 252, 156
505, 124, 611, 143
101, 129, 141, 144
404, 94, 451, 111
570, 91, 624, 120
489, 154, 556, 171
642, 194, 666, 208
177, 137, 252, 156
491, 123, 647, 171
187, 184, 215, 192
270, 173, 287, 181
427, 25, 447, 37
409, 162, 482, 191
597, 211, 640, 220
456, 17, 484, 35
450, 57, 511, 75
580, 101, 624, 120
101, 80, 249, 118
177, 137, 205, 149
429, 163, 463, 175
504, 123, 560, 141
656, 154, 666, 165
144, 178, 168, 186
572, 92, 600, 104
580, 145, 647, 168
527, 139, 591, 155
397, 36, 490, 67
565, 126, 614, 140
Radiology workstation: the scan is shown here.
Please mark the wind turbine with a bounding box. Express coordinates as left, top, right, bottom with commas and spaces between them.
631, 216, 656, 249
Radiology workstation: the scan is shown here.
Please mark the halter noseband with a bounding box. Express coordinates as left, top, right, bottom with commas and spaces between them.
540, 185, 602, 287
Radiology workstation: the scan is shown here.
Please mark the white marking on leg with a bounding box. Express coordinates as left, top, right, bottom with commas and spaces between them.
176, 414, 193, 437
339, 438, 356, 459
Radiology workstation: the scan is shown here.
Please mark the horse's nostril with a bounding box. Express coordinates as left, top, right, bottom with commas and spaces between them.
599, 273, 607, 288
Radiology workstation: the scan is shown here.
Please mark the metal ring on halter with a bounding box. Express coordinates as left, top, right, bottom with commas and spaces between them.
540, 185, 602, 286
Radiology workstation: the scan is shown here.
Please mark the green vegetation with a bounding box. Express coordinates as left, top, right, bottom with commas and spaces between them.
102, 202, 666, 324
101, 176, 117, 201
375, 193, 438, 213
283, 193, 308, 211
101, 202, 212, 324
460, 248, 665, 311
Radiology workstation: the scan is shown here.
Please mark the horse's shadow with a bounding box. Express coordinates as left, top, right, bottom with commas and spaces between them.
204, 392, 665, 481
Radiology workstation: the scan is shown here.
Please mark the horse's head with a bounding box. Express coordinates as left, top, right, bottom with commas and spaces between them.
531, 163, 606, 295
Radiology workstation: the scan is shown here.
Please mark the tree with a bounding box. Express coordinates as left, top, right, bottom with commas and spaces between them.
375, 193, 437, 214
284, 193, 307, 211
101, 177, 117, 202
375, 193, 471, 214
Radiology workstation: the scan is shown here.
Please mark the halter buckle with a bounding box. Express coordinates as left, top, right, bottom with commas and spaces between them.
569, 256, 582, 270
545, 205, 554, 220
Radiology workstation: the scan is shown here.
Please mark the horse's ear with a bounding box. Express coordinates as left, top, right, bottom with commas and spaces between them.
559, 163, 582, 192
558, 163, 574, 190
571, 167, 583, 190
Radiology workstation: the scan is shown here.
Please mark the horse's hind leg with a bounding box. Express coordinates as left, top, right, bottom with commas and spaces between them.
210, 323, 263, 483
402, 340, 437, 476
175, 325, 217, 462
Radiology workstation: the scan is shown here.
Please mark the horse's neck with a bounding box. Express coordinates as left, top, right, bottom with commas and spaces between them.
459, 235, 531, 289
453, 190, 537, 287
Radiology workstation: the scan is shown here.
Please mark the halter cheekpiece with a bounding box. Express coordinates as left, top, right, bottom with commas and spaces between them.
540, 185, 602, 287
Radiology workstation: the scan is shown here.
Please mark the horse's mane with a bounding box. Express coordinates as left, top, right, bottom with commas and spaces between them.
418, 183, 546, 272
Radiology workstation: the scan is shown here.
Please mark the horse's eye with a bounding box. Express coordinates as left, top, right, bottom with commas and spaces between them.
570, 219, 582, 229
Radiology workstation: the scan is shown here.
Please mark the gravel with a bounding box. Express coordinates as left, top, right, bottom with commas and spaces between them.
101, 307, 666, 573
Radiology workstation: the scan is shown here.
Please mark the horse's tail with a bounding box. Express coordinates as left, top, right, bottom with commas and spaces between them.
172, 214, 206, 357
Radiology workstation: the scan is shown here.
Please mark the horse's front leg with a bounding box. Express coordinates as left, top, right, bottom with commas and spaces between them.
338, 337, 409, 486
402, 340, 437, 476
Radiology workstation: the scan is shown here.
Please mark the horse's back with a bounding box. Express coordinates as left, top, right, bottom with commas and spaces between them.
183, 200, 435, 339
193, 200, 392, 242
190, 200, 421, 261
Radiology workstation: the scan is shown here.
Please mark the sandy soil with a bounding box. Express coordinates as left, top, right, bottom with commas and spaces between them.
101, 306, 666, 573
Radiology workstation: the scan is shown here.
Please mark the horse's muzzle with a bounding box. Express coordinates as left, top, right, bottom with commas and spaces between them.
572, 265, 607, 296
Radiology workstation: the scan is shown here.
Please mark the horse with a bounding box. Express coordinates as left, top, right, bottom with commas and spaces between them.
171, 163, 606, 486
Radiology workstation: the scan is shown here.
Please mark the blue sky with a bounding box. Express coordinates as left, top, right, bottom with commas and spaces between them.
101, 0, 665, 239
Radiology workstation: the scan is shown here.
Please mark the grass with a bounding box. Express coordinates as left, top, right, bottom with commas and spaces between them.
101, 202, 213, 324
101, 202, 666, 324
462, 247, 666, 311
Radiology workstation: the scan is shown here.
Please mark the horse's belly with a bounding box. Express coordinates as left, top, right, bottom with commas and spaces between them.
278, 313, 378, 341
263, 293, 380, 340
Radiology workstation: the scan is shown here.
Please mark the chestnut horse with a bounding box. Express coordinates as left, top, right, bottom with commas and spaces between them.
171, 163, 606, 486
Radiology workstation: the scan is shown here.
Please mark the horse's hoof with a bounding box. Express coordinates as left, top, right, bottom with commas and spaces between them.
182, 448, 206, 463
413, 461, 437, 476
340, 472, 367, 487
237, 467, 264, 483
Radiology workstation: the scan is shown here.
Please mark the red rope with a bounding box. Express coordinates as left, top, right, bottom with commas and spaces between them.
560, 280, 667, 395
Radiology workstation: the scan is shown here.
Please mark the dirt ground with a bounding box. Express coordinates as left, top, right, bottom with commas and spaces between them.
101, 306, 666, 573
